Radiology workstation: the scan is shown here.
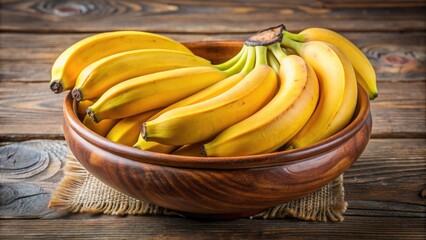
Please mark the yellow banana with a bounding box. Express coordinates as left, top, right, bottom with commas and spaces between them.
133, 73, 246, 153
284, 27, 378, 99
173, 142, 207, 157
87, 66, 228, 123
72, 49, 211, 101
143, 47, 278, 146
203, 49, 319, 157
82, 115, 120, 137
50, 31, 193, 93
134, 134, 179, 153
106, 109, 160, 147
314, 44, 358, 140
77, 99, 96, 117
282, 37, 346, 148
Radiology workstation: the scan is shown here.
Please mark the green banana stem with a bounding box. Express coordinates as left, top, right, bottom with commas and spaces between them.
254, 46, 268, 67
240, 46, 256, 75
214, 45, 247, 71
268, 43, 287, 64
282, 30, 305, 42
266, 50, 280, 74
224, 46, 248, 75
281, 36, 303, 55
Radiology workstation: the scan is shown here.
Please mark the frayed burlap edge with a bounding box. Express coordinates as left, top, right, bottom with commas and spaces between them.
49, 155, 347, 222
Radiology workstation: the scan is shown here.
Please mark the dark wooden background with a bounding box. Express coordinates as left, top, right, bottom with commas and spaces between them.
0, 0, 425, 239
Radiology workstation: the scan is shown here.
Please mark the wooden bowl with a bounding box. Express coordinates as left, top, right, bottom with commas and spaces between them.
63, 41, 373, 219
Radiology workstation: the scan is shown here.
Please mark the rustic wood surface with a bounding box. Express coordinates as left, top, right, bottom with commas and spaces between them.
0, 0, 425, 239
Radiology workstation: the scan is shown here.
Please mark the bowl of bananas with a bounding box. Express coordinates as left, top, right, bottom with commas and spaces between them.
54, 24, 375, 218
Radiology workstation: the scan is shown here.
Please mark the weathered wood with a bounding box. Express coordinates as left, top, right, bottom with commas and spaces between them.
1, 0, 425, 33
1, 33, 425, 82
0, 139, 424, 220
1, 32, 425, 61
0, 81, 425, 140
0, 216, 425, 239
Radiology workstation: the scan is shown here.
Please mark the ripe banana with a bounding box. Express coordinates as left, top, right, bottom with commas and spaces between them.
82, 115, 120, 137
173, 142, 207, 157
282, 37, 346, 148
284, 27, 378, 99
133, 73, 246, 153
50, 31, 193, 93
87, 66, 228, 122
143, 48, 278, 146
314, 44, 358, 140
106, 109, 160, 146
72, 49, 211, 101
203, 51, 319, 156
77, 99, 96, 117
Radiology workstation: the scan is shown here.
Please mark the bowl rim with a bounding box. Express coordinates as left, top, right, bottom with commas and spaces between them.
63, 41, 371, 170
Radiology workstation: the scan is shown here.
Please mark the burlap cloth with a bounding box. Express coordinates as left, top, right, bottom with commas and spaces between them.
49, 152, 347, 222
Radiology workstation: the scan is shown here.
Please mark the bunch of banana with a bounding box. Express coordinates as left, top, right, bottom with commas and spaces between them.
49, 31, 194, 93
50, 25, 377, 157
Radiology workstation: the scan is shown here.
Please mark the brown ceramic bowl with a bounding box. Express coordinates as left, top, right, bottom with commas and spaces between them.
63, 41, 372, 219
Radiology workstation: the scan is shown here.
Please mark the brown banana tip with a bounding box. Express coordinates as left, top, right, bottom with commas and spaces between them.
200, 145, 208, 157
86, 108, 98, 123
50, 81, 63, 94
141, 122, 148, 140
371, 92, 378, 100
71, 88, 83, 101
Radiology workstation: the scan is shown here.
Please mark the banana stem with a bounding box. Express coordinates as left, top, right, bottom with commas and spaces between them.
214, 45, 246, 71
266, 50, 280, 74
224, 46, 248, 75
282, 31, 305, 42
240, 46, 256, 75
281, 36, 302, 54
268, 43, 287, 64
255, 46, 268, 66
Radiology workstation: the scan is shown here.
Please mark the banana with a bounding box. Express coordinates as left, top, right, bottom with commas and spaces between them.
87, 66, 228, 123
203, 46, 319, 157
134, 134, 179, 153
50, 31, 193, 93
282, 37, 346, 148
284, 27, 378, 99
82, 115, 120, 137
106, 109, 160, 146
77, 99, 96, 117
173, 142, 207, 157
72, 49, 211, 101
314, 44, 358, 141
142, 46, 278, 146
133, 72, 246, 153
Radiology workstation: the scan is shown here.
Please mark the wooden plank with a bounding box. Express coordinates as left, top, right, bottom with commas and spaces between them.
0, 139, 424, 219
1, 32, 425, 82
1, 32, 425, 61
0, 216, 425, 239
0, 80, 425, 140
1, 0, 425, 33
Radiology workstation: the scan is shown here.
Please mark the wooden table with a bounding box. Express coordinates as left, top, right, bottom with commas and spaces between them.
1, 1, 425, 239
